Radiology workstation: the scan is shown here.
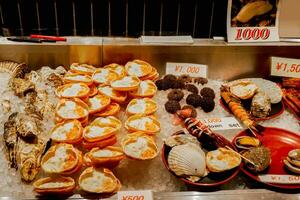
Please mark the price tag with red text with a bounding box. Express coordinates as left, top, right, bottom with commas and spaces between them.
202, 117, 242, 131
259, 175, 300, 184
118, 190, 153, 200
166, 62, 207, 78
226, 0, 280, 42
271, 57, 300, 78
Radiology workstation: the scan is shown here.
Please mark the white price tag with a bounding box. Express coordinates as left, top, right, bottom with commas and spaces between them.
118, 190, 153, 200
166, 62, 207, 78
140, 36, 193, 44
271, 57, 300, 78
259, 174, 300, 184
202, 117, 242, 131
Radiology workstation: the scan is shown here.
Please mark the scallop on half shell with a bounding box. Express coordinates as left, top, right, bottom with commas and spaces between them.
167, 143, 207, 182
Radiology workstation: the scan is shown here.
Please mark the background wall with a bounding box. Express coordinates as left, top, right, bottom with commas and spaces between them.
0, 0, 228, 38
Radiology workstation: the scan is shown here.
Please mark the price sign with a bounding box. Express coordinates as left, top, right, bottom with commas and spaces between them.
166, 62, 207, 78
202, 117, 242, 131
118, 190, 153, 200
259, 175, 300, 184
226, 0, 280, 43
271, 57, 300, 78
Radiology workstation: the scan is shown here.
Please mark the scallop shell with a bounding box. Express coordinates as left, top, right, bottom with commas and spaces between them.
0, 61, 28, 78
92, 68, 119, 85
83, 124, 117, 143
70, 63, 96, 75
97, 85, 127, 103
55, 82, 90, 98
33, 177, 76, 194
79, 167, 121, 193
234, 136, 261, 150
167, 143, 207, 178
103, 63, 126, 77
165, 132, 199, 147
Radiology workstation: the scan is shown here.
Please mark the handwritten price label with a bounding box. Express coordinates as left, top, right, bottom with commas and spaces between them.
166, 62, 207, 78
271, 57, 300, 78
202, 117, 242, 131
259, 175, 300, 184
118, 190, 153, 200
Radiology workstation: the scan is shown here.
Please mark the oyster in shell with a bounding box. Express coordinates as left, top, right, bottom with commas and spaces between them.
251, 91, 271, 118
167, 143, 207, 182
0, 61, 28, 78
15, 113, 41, 138
3, 112, 19, 169
284, 149, 300, 174
10, 77, 35, 97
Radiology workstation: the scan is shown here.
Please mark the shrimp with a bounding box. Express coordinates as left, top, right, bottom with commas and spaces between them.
220, 86, 263, 134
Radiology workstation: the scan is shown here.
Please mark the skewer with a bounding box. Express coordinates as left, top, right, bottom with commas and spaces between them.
248, 127, 258, 138
225, 145, 257, 167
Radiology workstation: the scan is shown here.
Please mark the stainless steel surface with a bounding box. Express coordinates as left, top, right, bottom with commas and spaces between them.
0, 37, 299, 80
0, 37, 299, 199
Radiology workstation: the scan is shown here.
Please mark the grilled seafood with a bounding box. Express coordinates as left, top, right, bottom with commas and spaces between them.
284, 149, 300, 174
242, 146, 271, 173
220, 86, 263, 133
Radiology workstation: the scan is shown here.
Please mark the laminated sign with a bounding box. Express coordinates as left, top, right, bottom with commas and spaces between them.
227, 0, 280, 42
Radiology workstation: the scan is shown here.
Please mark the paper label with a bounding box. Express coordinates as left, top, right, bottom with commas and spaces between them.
166, 62, 207, 78
202, 117, 242, 131
259, 174, 300, 184
271, 57, 300, 78
226, 0, 280, 42
140, 36, 193, 44
118, 190, 153, 200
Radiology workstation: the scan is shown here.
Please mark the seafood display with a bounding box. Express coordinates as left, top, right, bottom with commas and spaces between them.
284, 149, 300, 174
0, 58, 299, 197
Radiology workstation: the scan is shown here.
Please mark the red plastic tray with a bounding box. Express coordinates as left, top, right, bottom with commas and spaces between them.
233, 127, 300, 189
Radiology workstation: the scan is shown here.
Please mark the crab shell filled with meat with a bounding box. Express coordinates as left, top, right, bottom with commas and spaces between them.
79, 167, 121, 194
56, 98, 89, 120
33, 177, 76, 194
50, 120, 83, 144
84, 146, 125, 168
110, 76, 140, 92
125, 114, 160, 134
121, 131, 158, 160
41, 143, 83, 175
126, 98, 158, 116
125, 60, 153, 78
97, 85, 127, 103
129, 80, 157, 98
